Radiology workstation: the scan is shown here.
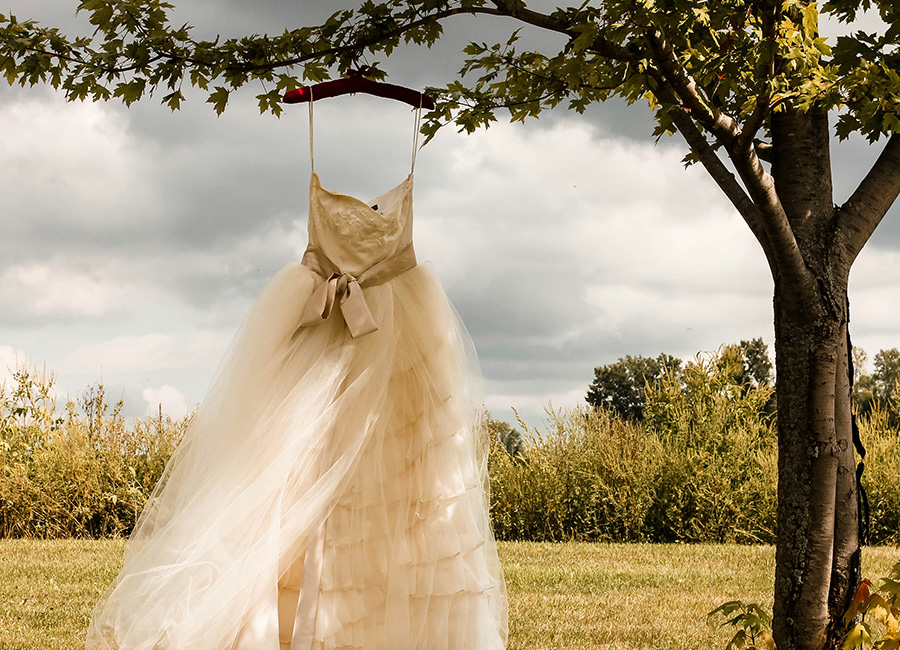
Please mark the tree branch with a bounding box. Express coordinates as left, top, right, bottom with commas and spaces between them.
489, 0, 571, 35
645, 29, 740, 147
736, 0, 778, 149
666, 104, 774, 269
754, 139, 774, 162
3, 5, 509, 79
203, 6, 507, 75
836, 134, 900, 263
642, 30, 809, 286
729, 142, 814, 291
738, 89, 772, 152
486, 0, 636, 63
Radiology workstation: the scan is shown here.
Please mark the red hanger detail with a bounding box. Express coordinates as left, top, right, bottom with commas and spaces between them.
283, 70, 435, 110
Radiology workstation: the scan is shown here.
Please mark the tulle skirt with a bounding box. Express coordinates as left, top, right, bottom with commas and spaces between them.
85, 261, 508, 650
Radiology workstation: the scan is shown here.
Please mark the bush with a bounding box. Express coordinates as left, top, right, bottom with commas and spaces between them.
489, 346, 778, 544
488, 343, 900, 545
858, 407, 900, 546
0, 365, 188, 538
3, 349, 899, 543
488, 406, 660, 542
641, 347, 777, 543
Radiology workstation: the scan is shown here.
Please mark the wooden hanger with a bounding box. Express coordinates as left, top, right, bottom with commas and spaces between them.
282, 67, 435, 110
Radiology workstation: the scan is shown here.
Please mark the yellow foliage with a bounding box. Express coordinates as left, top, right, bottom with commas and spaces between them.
844, 622, 873, 650
878, 631, 900, 650
0, 363, 189, 538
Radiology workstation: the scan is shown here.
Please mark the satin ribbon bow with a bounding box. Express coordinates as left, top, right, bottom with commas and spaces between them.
297, 244, 417, 338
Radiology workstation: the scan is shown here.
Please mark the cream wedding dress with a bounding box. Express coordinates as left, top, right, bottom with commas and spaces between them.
85, 103, 508, 650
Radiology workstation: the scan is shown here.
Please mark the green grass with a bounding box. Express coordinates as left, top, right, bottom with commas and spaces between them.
0, 540, 896, 650
502, 542, 776, 650
0, 538, 125, 650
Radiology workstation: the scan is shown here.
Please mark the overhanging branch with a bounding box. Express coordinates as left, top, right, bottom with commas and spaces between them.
666, 105, 774, 267
836, 134, 900, 263
645, 29, 740, 148
754, 139, 773, 162
489, 0, 571, 35
3, 5, 510, 79
659, 80, 808, 286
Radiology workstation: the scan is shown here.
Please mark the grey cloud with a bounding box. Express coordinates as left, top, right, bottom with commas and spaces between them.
831, 134, 900, 250
453, 267, 590, 340
2, 0, 899, 431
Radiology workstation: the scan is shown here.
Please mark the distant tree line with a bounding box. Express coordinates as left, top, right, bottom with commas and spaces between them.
853, 347, 900, 424
578, 339, 900, 425
584, 338, 774, 422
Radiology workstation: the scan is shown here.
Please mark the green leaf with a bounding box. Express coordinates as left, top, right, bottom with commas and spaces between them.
162, 89, 183, 110
112, 78, 146, 106
207, 86, 229, 115
570, 23, 598, 53
256, 89, 283, 116
802, 2, 819, 36
727, 629, 747, 650
881, 578, 900, 598
190, 69, 209, 91
884, 112, 900, 133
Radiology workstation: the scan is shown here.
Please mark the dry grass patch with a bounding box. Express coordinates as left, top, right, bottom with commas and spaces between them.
0, 539, 896, 650
0, 538, 124, 650
501, 542, 898, 650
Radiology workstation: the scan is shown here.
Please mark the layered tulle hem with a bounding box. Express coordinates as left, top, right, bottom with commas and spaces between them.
85, 262, 508, 650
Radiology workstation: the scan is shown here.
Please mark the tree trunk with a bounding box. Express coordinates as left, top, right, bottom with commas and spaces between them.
769, 109, 860, 650
772, 295, 858, 649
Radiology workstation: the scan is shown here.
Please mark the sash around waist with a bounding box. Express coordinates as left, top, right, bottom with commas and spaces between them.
294, 243, 418, 338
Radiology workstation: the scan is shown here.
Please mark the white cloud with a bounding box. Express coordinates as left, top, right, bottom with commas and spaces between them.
849, 247, 900, 354
0, 46, 895, 435
0, 93, 160, 229
142, 385, 191, 419
60, 330, 232, 375
417, 118, 774, 427
417, 119, 761, 289
820, 8, 887, 41
0, 263, 123, 320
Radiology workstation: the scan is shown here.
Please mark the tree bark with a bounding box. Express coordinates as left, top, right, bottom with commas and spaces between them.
772, 296, 856, 649
829, 320, 860, 649
769, 108, 860, 650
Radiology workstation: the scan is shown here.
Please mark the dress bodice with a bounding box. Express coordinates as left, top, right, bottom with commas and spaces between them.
307, 172, 414, 277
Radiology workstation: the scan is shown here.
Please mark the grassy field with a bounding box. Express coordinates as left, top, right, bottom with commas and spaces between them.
0, 540, 897, 650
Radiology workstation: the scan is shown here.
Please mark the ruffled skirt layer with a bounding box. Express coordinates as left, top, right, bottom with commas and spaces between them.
85, 262, 508, 650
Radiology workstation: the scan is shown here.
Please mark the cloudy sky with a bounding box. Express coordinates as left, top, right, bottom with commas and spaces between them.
1, 1, 898, 428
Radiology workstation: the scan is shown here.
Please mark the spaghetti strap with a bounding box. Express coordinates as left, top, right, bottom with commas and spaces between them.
411, 98, 423, 176
308, 88, 422, 177
308, 87, 315, 173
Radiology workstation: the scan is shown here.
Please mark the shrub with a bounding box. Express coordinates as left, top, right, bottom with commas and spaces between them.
488, 406, 660, 542
3, 347, 899, 543
489, 345, 779, 544
0, 365, 188, 538
858, 406, 900, 546
642, 347, 777, 543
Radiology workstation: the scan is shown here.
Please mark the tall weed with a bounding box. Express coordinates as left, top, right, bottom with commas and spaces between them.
859, 407, 900, 545
489, 347, 778, 543
488, 407, 659, 542
0, 365, 188, 538
3, 352, 899, 543
642, 349, 777, 543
